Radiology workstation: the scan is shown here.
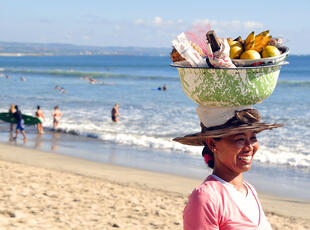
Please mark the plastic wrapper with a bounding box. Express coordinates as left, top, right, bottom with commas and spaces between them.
172, 33, 209, 67
205, 38, 236, 68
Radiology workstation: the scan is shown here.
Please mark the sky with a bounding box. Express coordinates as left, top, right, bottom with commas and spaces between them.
2, 0, 310, 54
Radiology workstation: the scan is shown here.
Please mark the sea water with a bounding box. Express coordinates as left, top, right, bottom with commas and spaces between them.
0, 55, 309, 200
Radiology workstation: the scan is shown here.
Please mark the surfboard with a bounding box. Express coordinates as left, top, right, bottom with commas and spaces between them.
0, 112, 41, 125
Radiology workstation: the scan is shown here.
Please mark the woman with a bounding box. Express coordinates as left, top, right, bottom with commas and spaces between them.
8, 104, 16, 131
13, 105, 27, 141
35, 105, 45, 134
52, 106, 62, 130
111, 103, 120, 122
174, 107, 282, 230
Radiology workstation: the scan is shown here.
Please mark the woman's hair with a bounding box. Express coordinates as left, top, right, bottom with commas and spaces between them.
202, 137, 221, 169
10, 104, 15, 112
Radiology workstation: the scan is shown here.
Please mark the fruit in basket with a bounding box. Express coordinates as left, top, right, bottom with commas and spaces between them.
244, 32, 255, 50
240, 50, 261, 59
268, 38, 283, 47
253, 35, 272, 53
230, 45, 243, 59
228, 40, 243, 49
229, 40, 244, 59
228, 30, 274, 60
262, 46, 281, 58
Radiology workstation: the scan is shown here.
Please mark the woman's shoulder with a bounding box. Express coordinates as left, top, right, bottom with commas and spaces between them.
190, 175, 225, 200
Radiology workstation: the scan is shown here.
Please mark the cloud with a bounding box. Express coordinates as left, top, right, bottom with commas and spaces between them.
192, 19, 265, 37
134, 17, 181, 28
114, 25, 121, 31
65, 32, 73, 41
244, 21, 264, 30
153, 16, 163, 26
134, 18, 144, 25
82, 35, 90, 40
49, 17, 266, 48
126, 17, 267, 47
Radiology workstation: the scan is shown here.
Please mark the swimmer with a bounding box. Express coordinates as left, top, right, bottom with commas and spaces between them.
35, 105, 45, 134
52, 105, 63, 130
111, 104, 120, 122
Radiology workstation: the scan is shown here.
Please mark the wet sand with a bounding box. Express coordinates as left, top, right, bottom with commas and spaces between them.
0, 143, 309, 229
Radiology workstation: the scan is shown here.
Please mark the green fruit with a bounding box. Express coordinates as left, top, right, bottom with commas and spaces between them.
262, 46, 281, 58
240, 50, 261, 59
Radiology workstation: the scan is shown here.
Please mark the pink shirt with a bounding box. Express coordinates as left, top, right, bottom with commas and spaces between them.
183, 175, 272, 230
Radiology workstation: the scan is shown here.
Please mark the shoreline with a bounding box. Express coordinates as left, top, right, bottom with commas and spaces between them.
0, 142, 309, 229
0, 128, 310, 202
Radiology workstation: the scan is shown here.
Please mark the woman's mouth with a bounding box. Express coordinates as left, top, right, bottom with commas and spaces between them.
237, 155, 252, 163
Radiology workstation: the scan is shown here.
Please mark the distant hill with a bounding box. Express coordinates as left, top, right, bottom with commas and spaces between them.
0, 41, 171, 56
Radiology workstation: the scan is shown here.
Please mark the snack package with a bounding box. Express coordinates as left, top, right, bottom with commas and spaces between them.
185, 24, 211, 56
170, 47, 185, 62
172, 33, 209, 67
206, 38, 236, 68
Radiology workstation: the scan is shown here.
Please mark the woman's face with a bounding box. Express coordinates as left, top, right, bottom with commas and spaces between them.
210, 131, 259, 176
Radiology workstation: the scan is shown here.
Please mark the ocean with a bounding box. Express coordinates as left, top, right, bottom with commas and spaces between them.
0, 55, 309, 200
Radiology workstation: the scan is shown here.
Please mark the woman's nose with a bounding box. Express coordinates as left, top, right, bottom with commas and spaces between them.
244, 139, 254, 151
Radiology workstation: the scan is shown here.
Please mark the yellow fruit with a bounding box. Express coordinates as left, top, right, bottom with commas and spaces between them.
254, 30, 269, 44
228, 40, 243, 48
240, 50, 261, 59
244, 31, 255, 45
245, 41, 255, 51
262, 46, 281, 58
227, 38, 234, 46
230, 45, 243, 59
253, 35, 272, 52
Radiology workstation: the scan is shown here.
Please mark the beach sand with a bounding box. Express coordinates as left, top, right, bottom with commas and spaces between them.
0, 143, 309, 230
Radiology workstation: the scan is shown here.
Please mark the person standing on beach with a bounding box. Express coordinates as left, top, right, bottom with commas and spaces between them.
13, 105, 27, 141
35, 105, 45, 134
111, 104, 120, 122
8, 104, 16, 131
174, 108, 282, 229
52, 106, 62, 130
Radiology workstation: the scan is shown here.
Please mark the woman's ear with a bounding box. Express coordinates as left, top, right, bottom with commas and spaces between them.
205, 138, 216, 150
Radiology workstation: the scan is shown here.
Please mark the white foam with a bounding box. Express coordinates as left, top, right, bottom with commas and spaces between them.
4, 107, 310, 170
256, 145, 310, 168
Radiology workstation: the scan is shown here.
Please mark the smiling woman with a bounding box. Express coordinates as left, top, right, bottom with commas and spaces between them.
173, 108, 283, 230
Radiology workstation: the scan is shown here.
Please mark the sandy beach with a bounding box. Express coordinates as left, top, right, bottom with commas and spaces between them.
0, 143, 309, 230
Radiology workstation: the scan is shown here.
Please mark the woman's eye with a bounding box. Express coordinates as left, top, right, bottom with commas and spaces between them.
235, 138, 245, 143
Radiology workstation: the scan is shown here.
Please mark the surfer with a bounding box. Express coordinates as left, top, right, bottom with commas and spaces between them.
52, 106, 62, 130
35, 105, 45, 134
8, 104, 16, 131
90, 78, 96, 84
111, 104, 120, 122
13, 105, 27, 141
163, 84, 167, 91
